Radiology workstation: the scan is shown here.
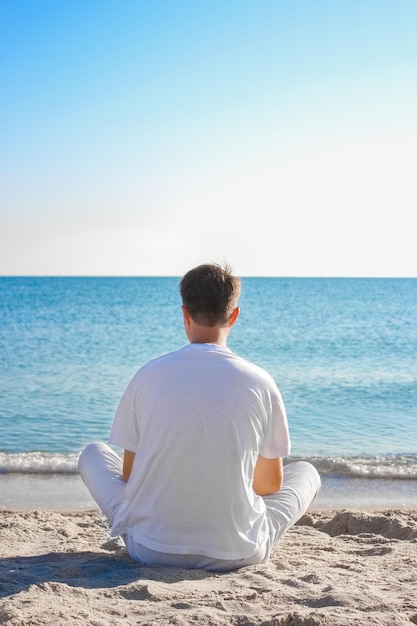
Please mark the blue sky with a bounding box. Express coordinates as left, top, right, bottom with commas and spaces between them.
1, 0, 416, 276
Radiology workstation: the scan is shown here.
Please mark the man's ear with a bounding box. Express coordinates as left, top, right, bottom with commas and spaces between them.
182, 305, 191, 325
228, 307, 240, 327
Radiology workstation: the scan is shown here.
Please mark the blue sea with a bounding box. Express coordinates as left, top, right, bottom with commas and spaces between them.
1, 277, 416, 509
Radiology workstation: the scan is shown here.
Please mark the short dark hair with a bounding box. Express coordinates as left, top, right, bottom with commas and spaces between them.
180, 263, 241, 326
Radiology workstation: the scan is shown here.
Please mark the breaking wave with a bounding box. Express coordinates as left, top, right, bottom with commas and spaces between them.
1, 451, 416, 479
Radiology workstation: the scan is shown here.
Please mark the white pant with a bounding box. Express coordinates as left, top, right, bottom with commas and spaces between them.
78, 442, 320, 571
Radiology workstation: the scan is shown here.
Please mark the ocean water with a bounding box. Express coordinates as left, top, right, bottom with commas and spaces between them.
1, 276, 416, 508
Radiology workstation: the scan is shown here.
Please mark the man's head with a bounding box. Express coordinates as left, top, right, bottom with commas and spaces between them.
180, 263, 241, 327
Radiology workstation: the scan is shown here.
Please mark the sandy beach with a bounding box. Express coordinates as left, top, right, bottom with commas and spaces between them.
1, 508, 417, 625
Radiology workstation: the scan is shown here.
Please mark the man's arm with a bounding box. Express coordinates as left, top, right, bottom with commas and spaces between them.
123, 450, 136, 482
253, 455, 283, 496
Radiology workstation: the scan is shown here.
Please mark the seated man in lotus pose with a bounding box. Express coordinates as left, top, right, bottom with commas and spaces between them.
79, 262, 320, 571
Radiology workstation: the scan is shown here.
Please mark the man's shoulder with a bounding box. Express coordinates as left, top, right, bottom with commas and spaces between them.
228, 352, 278, 386
138, 346, 187, 371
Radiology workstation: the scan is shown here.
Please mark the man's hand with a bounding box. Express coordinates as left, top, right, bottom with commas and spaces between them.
253, 455, 283, 496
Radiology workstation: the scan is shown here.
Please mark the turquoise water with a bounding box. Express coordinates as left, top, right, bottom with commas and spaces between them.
1, 277, 417, 506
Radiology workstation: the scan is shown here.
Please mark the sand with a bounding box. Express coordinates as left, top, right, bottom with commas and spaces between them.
1, 508, 417, 626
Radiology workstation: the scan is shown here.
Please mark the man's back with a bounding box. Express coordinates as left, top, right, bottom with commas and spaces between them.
109, 343, 290, 559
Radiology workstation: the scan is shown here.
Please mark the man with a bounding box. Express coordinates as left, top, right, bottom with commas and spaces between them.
79, 263, 320, 571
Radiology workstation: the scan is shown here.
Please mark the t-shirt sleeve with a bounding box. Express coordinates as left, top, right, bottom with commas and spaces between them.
259, 386, 291, 459
108, 385, 140, 452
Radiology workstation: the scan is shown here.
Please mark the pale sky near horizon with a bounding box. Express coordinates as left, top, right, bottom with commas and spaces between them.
1, 0, 416, 277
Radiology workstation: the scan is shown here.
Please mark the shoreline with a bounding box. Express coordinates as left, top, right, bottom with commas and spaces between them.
1, 508, 416, 625
2, 472, 417, 511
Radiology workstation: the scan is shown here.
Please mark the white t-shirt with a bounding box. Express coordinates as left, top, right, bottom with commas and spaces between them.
109, 343, 291, 560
